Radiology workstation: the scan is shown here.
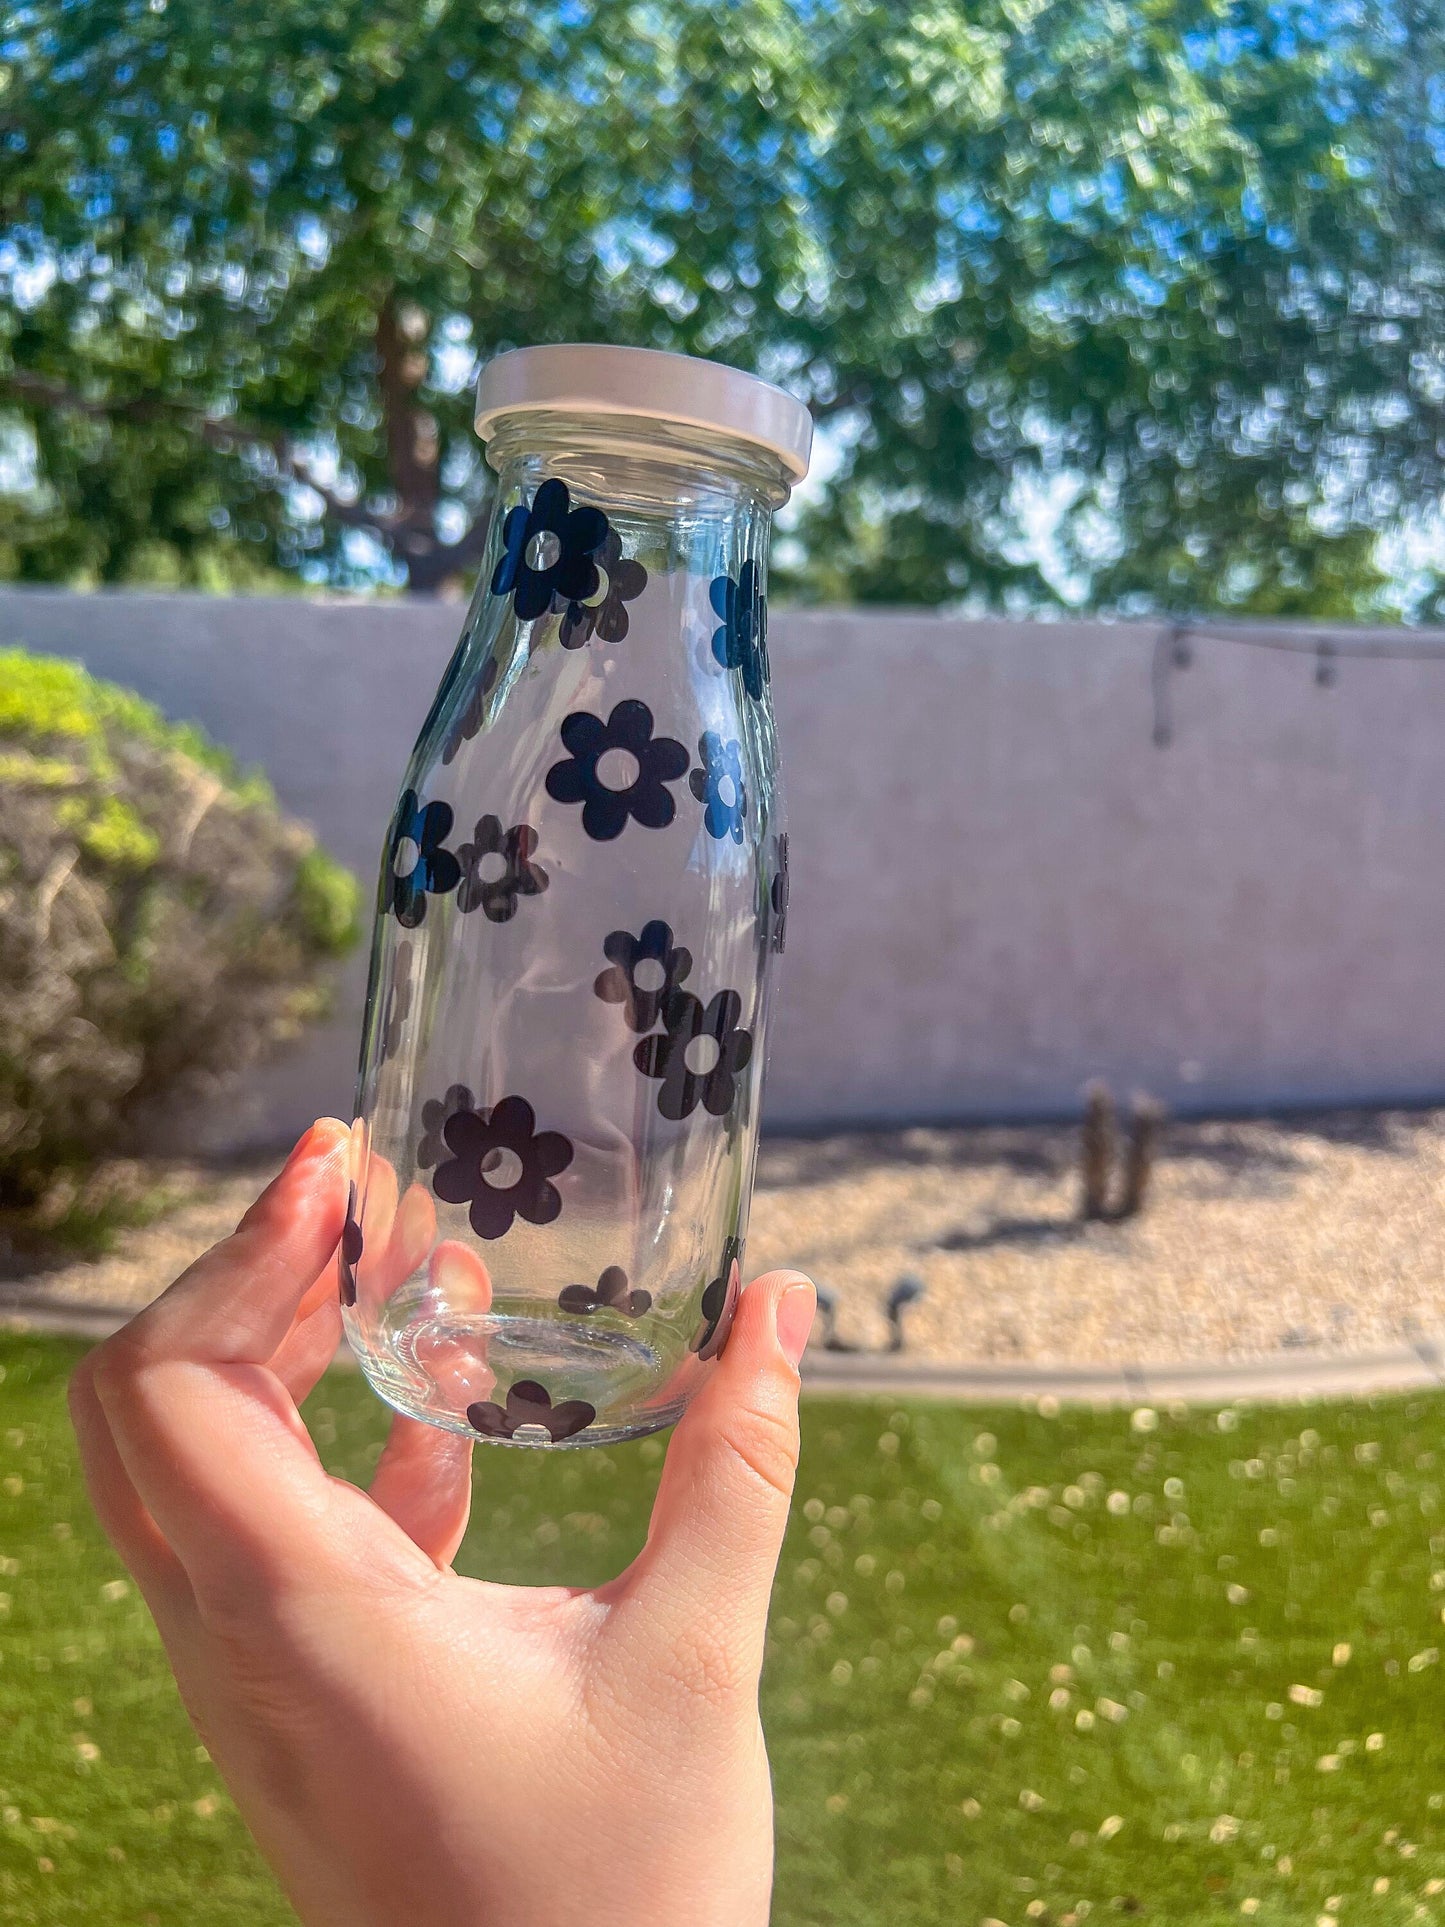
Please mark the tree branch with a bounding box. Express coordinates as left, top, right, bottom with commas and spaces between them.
2, 368, 394, 538
375, 292, 440, 530
808, 380, 873, 425
403, 502, 493, 595
5, 363, 492, 596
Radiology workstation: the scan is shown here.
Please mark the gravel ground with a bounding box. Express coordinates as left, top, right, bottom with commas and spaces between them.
0, 1156, 283, 1312
746, 1108, 1445, 1363
7, 1108, 1445, 1365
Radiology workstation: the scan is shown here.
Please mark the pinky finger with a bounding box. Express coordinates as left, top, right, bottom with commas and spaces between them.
271, 1290, 344, 1407
68, 1353, 191, 1614
368, 1414, 475, 1569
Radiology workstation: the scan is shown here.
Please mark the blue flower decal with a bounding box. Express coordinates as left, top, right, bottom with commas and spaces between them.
491, 478, 609, 623
385, 788, 461, 928
544, 699, 689, 843
709, 558, 769, 701
689, 731, 748, 843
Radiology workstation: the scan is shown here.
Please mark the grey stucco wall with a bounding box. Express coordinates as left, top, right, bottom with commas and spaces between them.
4, 587, 1444, 1143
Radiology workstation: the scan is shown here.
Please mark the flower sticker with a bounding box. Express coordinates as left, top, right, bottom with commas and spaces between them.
770, 832, 789, 954
456, 815, 548, 923
558, 1265, 652, 1318
544, 699, 689, 843
689, 731, 748, 844
558, 528, 648, 648
491, 478, 609, 623
693, 1235, 743, 1360
709, 558, 768, 701
441, 657, 500, 767
429, 1092, 574, 1239
338, 1181, 364, 1307
386, 788, 462, 929
381, 939, 414, 1059
634, 988, 754, 1121
467, 1380, 596, 1443
418, 1083, 475, 1169
594, 920, 694, 1033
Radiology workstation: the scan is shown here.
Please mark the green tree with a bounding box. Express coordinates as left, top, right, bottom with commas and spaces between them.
783, 0, 1445, 619
0, 0, 821, 592
3, 0, 1444, 618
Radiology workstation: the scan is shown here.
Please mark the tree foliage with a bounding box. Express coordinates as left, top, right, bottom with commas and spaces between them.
790, 0, 1445, 619
2, 0, 1443, 618
0, 0, 821, 591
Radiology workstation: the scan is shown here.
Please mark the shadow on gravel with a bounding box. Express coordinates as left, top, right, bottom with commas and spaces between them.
932, 1215, 1084, 1253
760, 1105, 1440, 1198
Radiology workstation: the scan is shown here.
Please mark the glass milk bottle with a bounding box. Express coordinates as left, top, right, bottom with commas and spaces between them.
341, 345, 811, 1446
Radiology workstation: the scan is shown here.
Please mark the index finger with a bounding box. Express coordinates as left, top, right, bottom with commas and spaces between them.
89, 1121, 357, 1601
121, 1118, 350, 1365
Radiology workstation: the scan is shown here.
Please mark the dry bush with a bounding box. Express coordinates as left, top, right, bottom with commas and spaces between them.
0, 647, 359, 1203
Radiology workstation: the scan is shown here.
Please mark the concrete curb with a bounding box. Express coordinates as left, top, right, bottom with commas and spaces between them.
6, 1293, 1445, 1406
0, 1299, 141, 1343
797, 1339, 1445, 1403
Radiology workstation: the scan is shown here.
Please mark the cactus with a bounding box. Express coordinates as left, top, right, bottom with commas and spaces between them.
1117, 1096, 1165, 1220
1080, 1080, 1117, 1220
1080, 1081, 1165, 1222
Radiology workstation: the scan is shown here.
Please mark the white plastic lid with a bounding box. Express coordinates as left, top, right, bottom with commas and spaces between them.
474, 343, 813, 481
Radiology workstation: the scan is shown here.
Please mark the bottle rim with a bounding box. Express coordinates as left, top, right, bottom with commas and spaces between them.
474, 343, 814, 482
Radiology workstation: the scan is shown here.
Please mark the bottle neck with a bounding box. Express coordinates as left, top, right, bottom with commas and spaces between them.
484, 410, 795, 518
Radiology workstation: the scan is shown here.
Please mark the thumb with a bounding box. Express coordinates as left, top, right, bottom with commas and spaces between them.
614, 1270, 815, 1672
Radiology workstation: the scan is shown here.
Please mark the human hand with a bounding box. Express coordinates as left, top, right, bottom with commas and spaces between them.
69, 1119, 815, 1927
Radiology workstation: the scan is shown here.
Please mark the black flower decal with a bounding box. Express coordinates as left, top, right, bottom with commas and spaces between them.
544, 699, 689, 843
418, 1083, 475, 1169
491, 478, 609, 623
456, 815, 548, 923
338, 1181, 364, 1307
430, 1093, 574, 1240
634, 988, 754, 1121
689, 731, 748, 844
441, 657, 500, 767
594, 920, 693, 1033
709, 558, 769, 701
381, 940, 414, 1058
693, 1235, 743, 1361
467, 1380, 596, 1443
385, 788, 462, 928
770, 832, 789, 954
558, 528, 648, 648
558, 1264, 652, 1318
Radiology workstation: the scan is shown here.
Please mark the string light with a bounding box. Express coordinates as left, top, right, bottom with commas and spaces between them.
1148, 620, 1445, 747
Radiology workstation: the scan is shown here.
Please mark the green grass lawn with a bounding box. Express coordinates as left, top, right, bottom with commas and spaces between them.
6, 1335, 1445, 1925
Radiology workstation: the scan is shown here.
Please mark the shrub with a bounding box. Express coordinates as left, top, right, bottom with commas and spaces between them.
0, 646, 360, 1203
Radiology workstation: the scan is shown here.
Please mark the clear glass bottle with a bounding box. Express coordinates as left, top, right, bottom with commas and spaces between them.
341, 346, 811, 1446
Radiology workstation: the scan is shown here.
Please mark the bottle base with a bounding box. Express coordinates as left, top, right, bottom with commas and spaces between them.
347, 1309, 691, 1447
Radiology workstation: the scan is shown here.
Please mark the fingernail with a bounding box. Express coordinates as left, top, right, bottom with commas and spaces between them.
776, 1280, 816, 1369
